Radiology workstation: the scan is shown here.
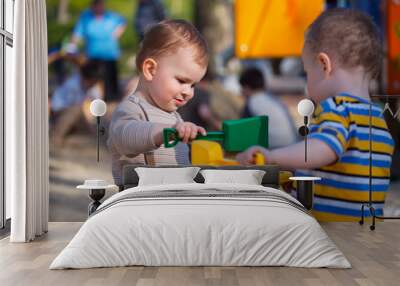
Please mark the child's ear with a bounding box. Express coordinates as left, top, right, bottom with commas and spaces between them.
142, 58, 158, 81
317, 52, 332, 77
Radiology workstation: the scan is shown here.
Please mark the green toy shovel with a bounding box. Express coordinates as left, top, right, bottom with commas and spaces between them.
163, 116, 268, 152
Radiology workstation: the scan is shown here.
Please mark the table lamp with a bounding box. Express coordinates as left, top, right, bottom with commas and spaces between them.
297, 99, 315, 162
89, 99, 107, 162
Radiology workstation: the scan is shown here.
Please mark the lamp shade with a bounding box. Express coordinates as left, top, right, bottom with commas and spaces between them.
297, 99, 314, 116
90, 99, 107, 117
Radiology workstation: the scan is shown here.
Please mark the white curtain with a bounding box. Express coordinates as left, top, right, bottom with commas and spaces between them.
8, 0, 49, 242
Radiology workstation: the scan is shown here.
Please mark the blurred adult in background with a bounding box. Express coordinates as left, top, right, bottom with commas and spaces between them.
71, 0, 126, 103
50, 61, 104, 146
239, 67, 298, 149
134, 0, 167, 41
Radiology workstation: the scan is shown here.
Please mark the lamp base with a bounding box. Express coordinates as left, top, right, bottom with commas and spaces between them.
296, 180, 313, 210
359, 203, 400, 231
88, 189, 105, 216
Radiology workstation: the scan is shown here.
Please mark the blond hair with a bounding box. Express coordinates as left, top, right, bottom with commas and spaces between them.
136, 19, 208, 72
305, 9, 382, 79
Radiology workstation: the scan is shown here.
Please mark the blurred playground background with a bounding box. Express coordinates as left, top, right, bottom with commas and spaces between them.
47, 0, 400, 221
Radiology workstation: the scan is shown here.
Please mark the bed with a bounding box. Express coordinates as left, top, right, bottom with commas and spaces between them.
50, 165, 351, 269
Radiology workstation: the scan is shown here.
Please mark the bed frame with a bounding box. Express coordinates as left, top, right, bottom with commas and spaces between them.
121, 164, 281, 190
85, 165, 281, 215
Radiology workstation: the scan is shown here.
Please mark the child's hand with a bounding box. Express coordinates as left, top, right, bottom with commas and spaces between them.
174, 122, 206, 144
236, 146, 271, 165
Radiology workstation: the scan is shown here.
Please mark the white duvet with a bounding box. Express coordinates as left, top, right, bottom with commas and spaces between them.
50, 183, 351, 269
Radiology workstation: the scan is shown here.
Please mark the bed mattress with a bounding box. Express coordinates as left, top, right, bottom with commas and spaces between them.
50, 183, 351, 269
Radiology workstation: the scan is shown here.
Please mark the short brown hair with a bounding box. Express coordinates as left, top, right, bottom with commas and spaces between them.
136, 19, 209, 72
305, 8, 382, 79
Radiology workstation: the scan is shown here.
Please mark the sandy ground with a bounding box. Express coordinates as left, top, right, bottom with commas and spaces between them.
49, 132, 400, 222
50, 134, 117, 221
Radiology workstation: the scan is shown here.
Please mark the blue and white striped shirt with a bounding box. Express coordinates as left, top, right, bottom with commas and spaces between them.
296, 94, 394, 221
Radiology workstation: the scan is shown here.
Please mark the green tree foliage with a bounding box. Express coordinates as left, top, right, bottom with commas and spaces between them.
47, 0, 193, 75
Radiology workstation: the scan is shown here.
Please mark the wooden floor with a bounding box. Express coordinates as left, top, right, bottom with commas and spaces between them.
1, 222, 400, 286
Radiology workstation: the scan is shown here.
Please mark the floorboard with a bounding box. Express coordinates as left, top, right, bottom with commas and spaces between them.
0, 222, 399, 286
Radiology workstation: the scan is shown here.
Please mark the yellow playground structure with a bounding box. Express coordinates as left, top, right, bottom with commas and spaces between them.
234, 0, 324, 58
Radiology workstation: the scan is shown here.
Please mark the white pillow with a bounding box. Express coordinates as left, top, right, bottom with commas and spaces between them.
200, 169, 266, 185
135, 167, 200, 186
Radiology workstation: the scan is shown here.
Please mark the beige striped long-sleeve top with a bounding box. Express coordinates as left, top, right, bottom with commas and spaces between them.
107, 94, 190, 185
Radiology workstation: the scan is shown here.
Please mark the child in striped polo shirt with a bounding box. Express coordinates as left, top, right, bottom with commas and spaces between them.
236, 8, 394, 221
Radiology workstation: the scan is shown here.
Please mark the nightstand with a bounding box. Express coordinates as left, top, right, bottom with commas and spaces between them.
77, 180, 117, 216
289, 176, 321, 210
